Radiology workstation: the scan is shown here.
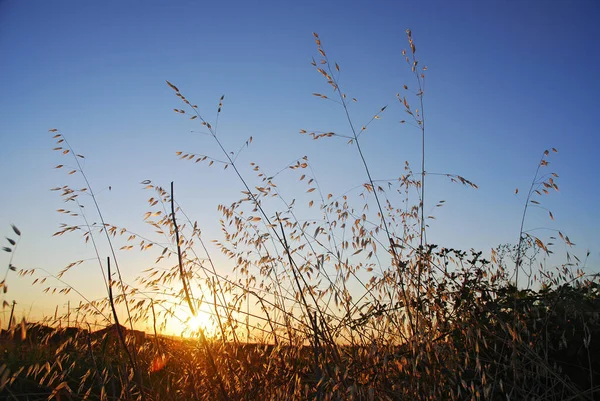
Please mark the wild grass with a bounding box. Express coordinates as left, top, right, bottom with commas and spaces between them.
1, 30, 598, 400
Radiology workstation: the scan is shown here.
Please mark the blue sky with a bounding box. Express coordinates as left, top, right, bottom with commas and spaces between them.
1, 0, 599, 333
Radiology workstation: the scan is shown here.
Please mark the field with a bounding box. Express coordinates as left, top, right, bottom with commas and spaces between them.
2, 282, 600, 400
2, 31, 599, 401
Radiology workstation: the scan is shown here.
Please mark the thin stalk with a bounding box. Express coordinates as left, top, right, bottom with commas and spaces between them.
52, 131, 135, 332
170, 181, 230, 401
511, 150, 547, 385
173, 87, 334, 338
106, 257, 145, 401
314, 36, 416, 336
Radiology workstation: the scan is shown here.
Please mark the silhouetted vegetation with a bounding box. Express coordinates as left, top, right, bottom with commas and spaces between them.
1, 31, 597, 400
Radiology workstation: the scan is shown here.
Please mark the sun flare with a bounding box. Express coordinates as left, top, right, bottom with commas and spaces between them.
185, 314, 210, 334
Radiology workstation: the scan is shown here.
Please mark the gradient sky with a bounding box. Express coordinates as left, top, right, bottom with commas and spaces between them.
1, 0, 599, 334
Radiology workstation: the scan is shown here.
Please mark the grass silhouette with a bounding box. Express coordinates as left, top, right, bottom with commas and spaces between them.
1, 30, 598, 401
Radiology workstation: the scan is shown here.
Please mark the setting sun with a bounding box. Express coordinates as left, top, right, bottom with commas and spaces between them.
182, 313, 212, 336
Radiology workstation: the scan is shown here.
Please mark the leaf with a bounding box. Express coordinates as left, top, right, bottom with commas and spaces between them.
166, 80, 179, 92
2, 247, 11, 253
20, 318, 26, 341
534, 237, 547, 252
514, 188, 518, 194
48, 128, 58, 132
307, 188, 316, 193
549, 211, 554, 220
51, 381, 72, 396
5, 238, 15, 246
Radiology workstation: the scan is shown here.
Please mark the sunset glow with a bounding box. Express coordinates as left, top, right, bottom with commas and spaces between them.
184, 314, 211, 336
1, 1, 599, 399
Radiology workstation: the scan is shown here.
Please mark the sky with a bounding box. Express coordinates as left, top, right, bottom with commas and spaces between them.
1, 0, 599, 335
